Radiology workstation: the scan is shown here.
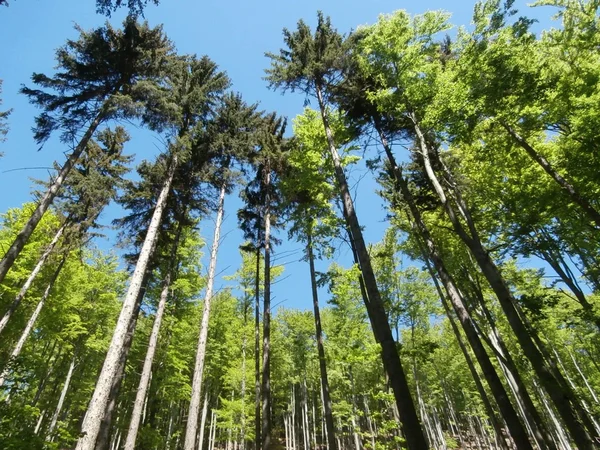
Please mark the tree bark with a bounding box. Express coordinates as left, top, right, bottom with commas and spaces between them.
0, 222, 66, 336
184, 181, 226, 450
376, 122, 530, 448
410, 115, 597, 449
47, 354, 77, 439
199, 394, 209, 450
261, 164, 272, 450
75, 153, 177, 450
0, 111, 104, 284
314, 84, 427, 450
255, 244, 262, 450
306, 230, 337, 450
124, 272, 171, 450
94, 268, 152, 450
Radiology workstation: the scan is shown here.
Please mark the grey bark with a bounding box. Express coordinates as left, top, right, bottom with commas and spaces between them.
0, 255, 66, 388
124, 272, 171, 450
75, 153, 177, 450
307, 230, 337, 450
0, 222, 66, 336
184, 181, 226, 450
410, 115, 596, 449
261, 165, 272, 450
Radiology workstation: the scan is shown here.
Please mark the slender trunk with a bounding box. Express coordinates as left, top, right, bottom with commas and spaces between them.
47, 354, 77, 439
567, 348, 600, 405
0, 222, 66, 335
476, 295, 556, 450
376, 124, 530, 449
314, 84, 427, 450
262, 164, 272, 450
536, 243, 600, 331
534, 379, 573, 450
410, 115, 596, 449
75, 153, 177, 450
184, 181, 227, 450
124, 272, 171, 450
241, 304, 248, 450
502, 123, 600, 229
199, 394, 209, 450
0, 256, 66, 388
429, 271, 508, 449
32, 340, 59, 406
306, 231, 337, 450
255, 245, 262, 450
0, 111, 105, 283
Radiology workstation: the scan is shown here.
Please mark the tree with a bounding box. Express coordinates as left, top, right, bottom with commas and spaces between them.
95, 0, 159, 16
184, 93, 260, 450
0, 19, 173, 285
266, 12, 428, 449
354, 6, 597, 448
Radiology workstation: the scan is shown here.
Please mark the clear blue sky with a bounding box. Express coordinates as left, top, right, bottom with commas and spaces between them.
0, 0, 558, 312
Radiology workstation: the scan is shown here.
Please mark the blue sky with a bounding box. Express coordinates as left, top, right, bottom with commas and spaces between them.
0, 0, 558, 312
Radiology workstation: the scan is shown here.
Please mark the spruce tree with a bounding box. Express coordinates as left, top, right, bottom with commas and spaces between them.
0, 20, 172, 285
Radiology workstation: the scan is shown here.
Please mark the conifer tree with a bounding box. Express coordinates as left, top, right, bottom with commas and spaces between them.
76, 55, 229, 450
0, 80, 10, 151
184, 92, 261, 450
0, 20, 172, 285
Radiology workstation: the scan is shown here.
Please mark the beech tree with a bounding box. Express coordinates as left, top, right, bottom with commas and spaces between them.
266, 12, 428, 449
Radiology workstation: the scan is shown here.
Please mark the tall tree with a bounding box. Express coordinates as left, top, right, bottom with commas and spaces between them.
266, 12, 428, 450
75, 54, 229, 450
0, 127, 131, 336
354, 7, 597, 448
0, 19, 172, 284
184, 92, 260, 450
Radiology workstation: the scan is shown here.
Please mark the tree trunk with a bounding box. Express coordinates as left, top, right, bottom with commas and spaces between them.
0, 222, 66, 335
502, 123, 600, 229
410, 115, 596, 449
0, 255, 66, 388
428, 268, 508, 450
376, 124, 531, 449
241, 294, 248, 450
255, 245, 262, 450
47, 354, 77, 439
262, 164, 272, 450
94, 268, 151, 450
0, 111, 104, 283
307, 230, 337, 450
475, 292, 557, 450
314, 84, 427, 450
75, 153, 177, 450
124, 272, 171, 450
199, 394, 209, 450
184, 181, 226, 450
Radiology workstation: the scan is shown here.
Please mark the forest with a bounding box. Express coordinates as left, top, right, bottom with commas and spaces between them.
0, 0, 599, 449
